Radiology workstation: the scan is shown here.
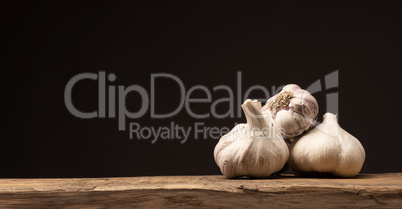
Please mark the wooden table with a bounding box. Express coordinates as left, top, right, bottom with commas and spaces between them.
0, 173, 401, 208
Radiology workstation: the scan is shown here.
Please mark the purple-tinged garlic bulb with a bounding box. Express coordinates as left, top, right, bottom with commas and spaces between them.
262, 84, 319, 139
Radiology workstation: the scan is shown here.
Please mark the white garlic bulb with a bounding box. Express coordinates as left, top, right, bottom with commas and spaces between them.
288, 113, 366, 177
214, 99, 289, 178
262, 84, 319, 139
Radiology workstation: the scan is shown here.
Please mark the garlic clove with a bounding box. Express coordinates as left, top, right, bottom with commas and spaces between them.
283, 84, 300, 92
275, 111, 300, 136
290, 130, 341, 173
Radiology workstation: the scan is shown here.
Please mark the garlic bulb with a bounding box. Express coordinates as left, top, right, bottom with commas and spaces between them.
288, 113, 365, 177
262, 84, 319, 139
214, 99, 289, 178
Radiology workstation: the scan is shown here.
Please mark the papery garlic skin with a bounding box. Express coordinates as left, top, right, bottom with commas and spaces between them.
262, 84, 319, 139
288, 113, 365, 177
214, 99, 289, 178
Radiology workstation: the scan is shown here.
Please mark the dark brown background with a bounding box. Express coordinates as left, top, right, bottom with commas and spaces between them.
2, 1, 401, 177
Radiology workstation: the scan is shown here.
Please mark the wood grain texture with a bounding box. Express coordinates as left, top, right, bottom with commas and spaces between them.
0, 174, 401, 208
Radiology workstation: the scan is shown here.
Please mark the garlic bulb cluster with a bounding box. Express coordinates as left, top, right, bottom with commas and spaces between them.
214, 99, 289, 178
262, 84, 319, 139
288, 113, 365, 177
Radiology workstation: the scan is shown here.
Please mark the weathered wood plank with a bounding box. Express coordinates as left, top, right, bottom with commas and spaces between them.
0, 174, 401, 208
